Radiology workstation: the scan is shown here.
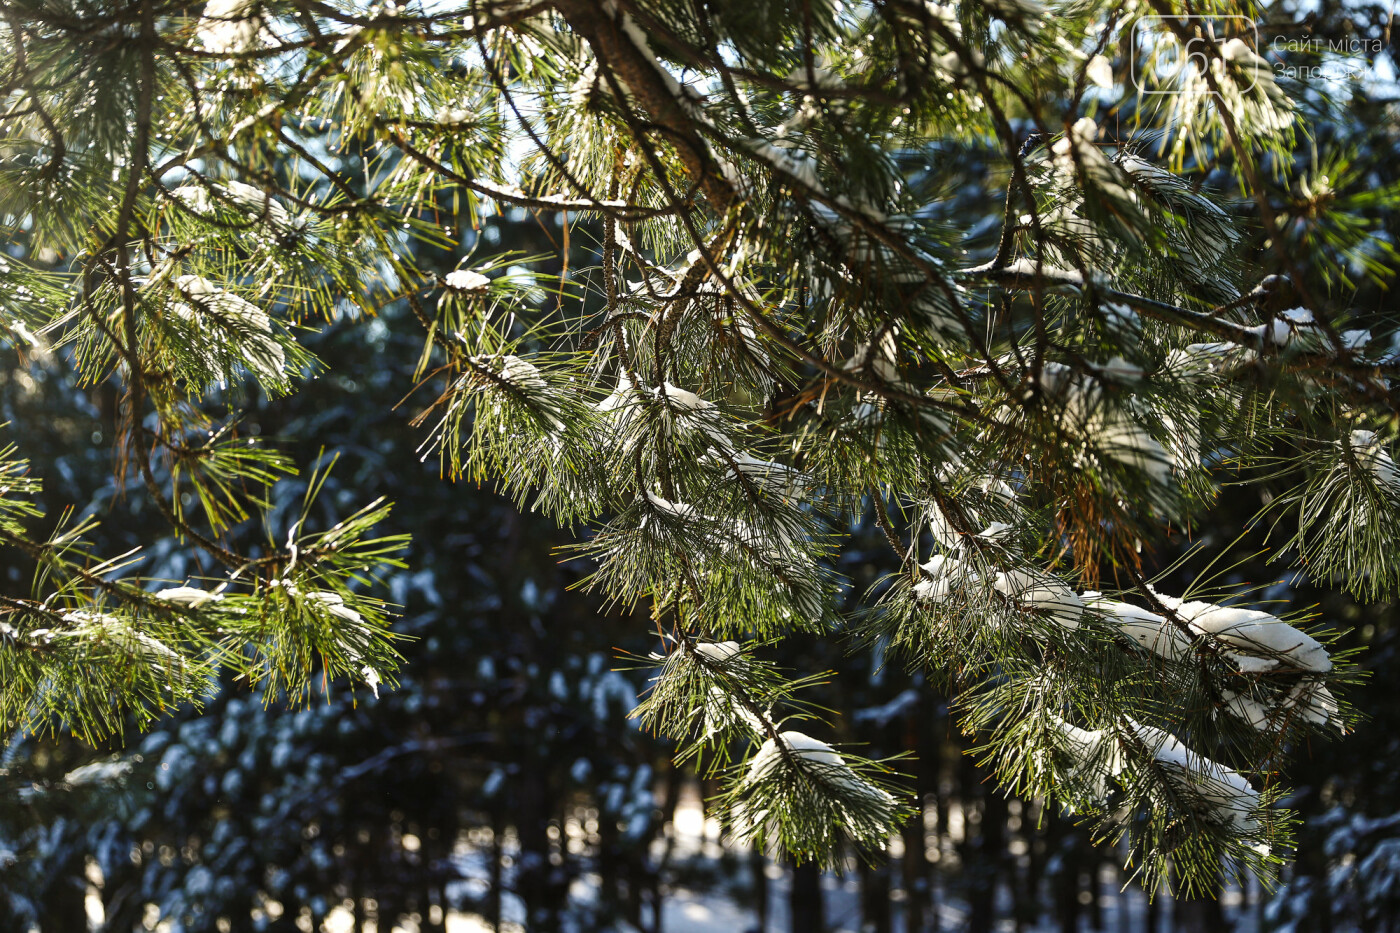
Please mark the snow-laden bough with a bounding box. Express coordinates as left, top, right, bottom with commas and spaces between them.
746, 731, 894, 809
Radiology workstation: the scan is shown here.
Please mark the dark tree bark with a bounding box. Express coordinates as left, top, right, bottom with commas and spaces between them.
41, 870, 90, 933
969, 787, 1006, 933
753, 849, 770, 933
551, 0, 737, 213
488, 811, 505, 931
901, 804, 930, 933
1145, 888, 1161, 933
1047, 813, 1081, 933
901, 700, 935, 933
859, 858, 892, 933
1088, 853, 1104, 931
790, 860, 824, 933
1018, 798, 1046, 933
1174, 874, 1227, 933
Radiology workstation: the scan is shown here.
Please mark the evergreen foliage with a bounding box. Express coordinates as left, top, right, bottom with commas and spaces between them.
1, 0, 1396, 895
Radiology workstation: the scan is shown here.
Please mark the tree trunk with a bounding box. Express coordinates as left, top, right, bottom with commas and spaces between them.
1087, 854, 1103, 931
860, 858, 892, 933
790, 860, 824, 933
902, 701, 935, 933
753, 849, 770, 933
1048, 814, 1080, 933
516, 767, 563, 932
488, 812, 504, 932
1174, 876, 1227, 933
41, 869, 89, 933
901, 806, 929, 933
1144, 887, 1160, 933
971, 787, 1006, 933
1020, 798, 1046, 933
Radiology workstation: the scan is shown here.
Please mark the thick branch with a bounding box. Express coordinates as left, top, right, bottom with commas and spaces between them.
552, 0, 736, 214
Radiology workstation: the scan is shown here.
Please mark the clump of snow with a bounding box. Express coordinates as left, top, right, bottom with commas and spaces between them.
1347, 430, 1400, 488
1083, 593, 1192, 661
1162, 341, 1258, 380
155, 586, 222, 608
926, 502, 960, 550
693, 641, 741, 664
1166, 37, 1293, 150
1049, 714, 1109, 761
596, 372, 638, 415
1286, 680, 1343, 731
730, 516, 807, 569
1222, 689, 1274, 731
710, 449, 812, 497
171, 274, 286, 381
656, 382, 712, 413
170, 180, 292, 228
1225, 678, 1343, 733
914, 554, 967, 603
307, 590, 364, 626
61, 610, 181, 663
1245, 307, 1320, 349
1341, 328, 1371, 351
1085, 54, 1114, 89
992, 569, 1083, 629
1127, 719, 1261, 834
653, 382, 728, 445
1046, 713, 1123, 798
435, 107, 471, 125
979, 476, 1017, 502
1155, 594, 1331, 674
499, 355, 547, 392
698, 685, 765, 739
977, 521, 1012, 539
568, 60, 604, 109
642, 490, 699, 522
1037, 362, 1171, 486
1216, 38, 1295, 136
304, 591, 381, 682
472, 352, 565, 437
1094, 589, 1345, 733
926, 497, 1016, 551
1000, 257, 1084, 287
744, 139, 822, 192
746, 731, 893, 807
1051, 118, 1134, 207
445, 269, 491, 292
1117, 154, 1235, 228
197, 0, 268, 55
